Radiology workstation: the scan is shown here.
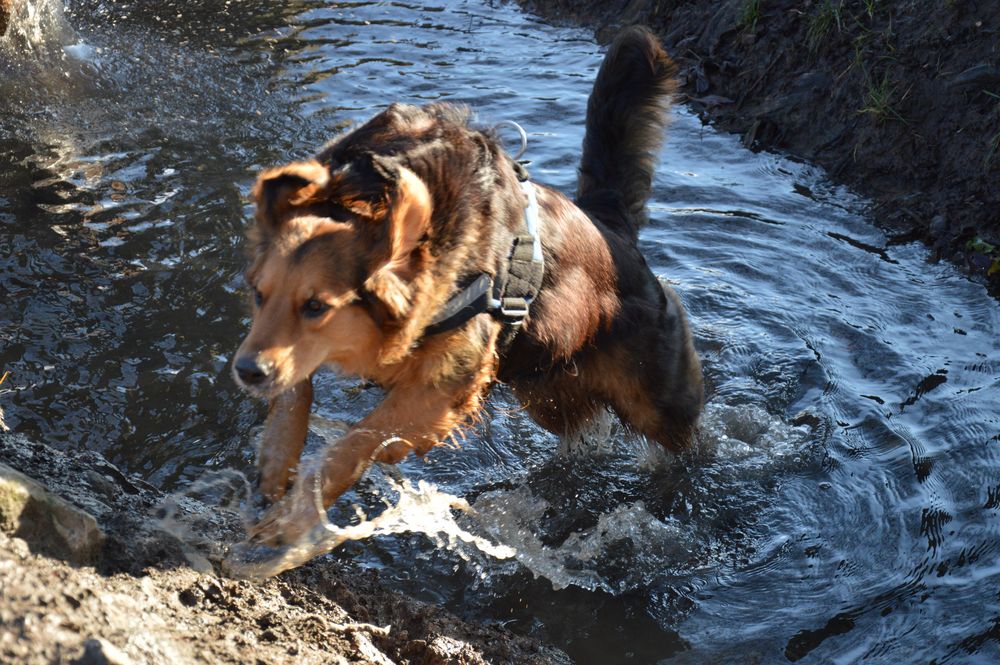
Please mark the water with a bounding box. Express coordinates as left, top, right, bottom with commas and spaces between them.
2, 1, 999, 663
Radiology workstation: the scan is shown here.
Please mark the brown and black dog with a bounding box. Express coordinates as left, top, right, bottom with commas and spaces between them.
234, 26, 703, 545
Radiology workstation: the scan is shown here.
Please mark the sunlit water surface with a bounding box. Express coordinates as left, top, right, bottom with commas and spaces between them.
2, 1, 999, 663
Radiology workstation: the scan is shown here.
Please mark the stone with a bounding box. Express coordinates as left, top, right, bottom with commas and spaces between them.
73, 638, 135, 665
0, 463, 105, 565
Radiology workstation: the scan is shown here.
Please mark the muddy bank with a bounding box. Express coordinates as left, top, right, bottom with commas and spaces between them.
0, 432, 569, 665
517, 0, 1000, 292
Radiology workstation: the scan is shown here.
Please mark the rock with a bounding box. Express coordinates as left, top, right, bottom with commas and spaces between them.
73, 638, 135, 665
791, 410, 823, 430
0, 463, 105, 565
929, 214, 949, 238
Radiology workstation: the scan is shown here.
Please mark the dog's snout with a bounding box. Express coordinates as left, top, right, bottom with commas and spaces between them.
234, 354, 272, 386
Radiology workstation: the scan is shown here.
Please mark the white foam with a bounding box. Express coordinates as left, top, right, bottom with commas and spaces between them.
695, 401, 810, 464
470, 486, 693, 592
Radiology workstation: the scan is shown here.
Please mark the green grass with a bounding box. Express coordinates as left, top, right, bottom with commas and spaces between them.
858, 70, 906, 124
807, 0, 843, 51
985, 129, 1000, 168
739, 0, 762, 30
985, 91, 1000, 168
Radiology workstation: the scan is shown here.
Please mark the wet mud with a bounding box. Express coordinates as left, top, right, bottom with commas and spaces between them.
516, 0, 1000, 293
0, 432, 569, 665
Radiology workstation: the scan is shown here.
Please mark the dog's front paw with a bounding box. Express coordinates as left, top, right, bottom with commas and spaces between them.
247, 476, 325, 547
256, 457, 294, 503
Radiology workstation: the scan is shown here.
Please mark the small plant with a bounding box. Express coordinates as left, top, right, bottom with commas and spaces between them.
965, 238, 1000, 276
986, 130, 1000, 168
985, 91, 1000, 168
862, 0, 879, 19
739, 0, 762, 30
807, 0, 843, 51
859, 70, 905, 124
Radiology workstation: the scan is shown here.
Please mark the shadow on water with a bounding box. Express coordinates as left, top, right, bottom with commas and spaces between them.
2, 1, 1000, 663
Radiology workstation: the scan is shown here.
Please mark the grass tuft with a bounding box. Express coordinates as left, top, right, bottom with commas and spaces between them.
858, 70, 907, 124
739, 0, 762, 30
807, 0, 843, 52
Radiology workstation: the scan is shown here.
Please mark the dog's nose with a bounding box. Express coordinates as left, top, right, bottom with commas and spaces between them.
234, 355, 272, 386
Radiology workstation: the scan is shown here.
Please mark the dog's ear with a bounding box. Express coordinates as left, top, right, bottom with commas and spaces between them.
252, 160, 332, 231
362, 162, 432, 319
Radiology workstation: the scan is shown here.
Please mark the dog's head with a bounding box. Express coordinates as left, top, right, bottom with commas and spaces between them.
232, 154, 432, 398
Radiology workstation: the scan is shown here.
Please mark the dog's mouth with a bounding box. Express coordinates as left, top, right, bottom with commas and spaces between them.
233, 376, 282, 401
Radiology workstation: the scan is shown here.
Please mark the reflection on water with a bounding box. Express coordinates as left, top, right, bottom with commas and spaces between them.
2, 1, 1000, 663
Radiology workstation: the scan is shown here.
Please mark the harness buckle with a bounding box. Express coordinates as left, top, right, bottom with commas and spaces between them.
498, 296, 530, 322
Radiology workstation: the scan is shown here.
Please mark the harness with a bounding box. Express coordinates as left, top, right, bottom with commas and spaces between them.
423, 122, 545, 347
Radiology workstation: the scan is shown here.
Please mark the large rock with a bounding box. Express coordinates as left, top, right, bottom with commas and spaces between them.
0, 462, 105, 565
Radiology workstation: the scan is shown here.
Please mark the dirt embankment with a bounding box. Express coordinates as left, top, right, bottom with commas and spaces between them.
517, 0, 1000, 292
0, 432, 569, 665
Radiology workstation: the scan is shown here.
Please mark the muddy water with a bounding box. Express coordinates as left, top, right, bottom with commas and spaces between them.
2, 1, 999, 663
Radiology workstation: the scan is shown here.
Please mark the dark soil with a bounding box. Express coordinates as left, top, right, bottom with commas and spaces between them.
516, 0, 1000, 293
0, 432, 569, 665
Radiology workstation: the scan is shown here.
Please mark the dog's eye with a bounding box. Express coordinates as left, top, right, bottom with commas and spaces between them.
253, 289, 263, 307
302, 298, 330, 319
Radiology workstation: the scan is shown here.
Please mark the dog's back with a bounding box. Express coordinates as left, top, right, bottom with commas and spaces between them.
576, 26, 678, 240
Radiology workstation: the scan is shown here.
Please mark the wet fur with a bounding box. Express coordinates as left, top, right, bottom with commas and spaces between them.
235, 27, 703, 544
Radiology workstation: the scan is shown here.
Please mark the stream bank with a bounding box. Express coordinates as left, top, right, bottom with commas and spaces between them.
516, 0, 1000, 292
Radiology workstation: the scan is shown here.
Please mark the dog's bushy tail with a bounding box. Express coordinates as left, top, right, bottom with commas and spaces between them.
577, 26, 677, 240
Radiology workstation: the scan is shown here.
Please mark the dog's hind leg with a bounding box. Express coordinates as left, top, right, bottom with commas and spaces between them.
511, 374, 603, 440
257, 379, 313, 502
607, 290, 702, 451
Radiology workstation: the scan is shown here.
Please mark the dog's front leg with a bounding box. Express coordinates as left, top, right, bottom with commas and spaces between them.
248, 383, 465, 546
257, 378, 313, 502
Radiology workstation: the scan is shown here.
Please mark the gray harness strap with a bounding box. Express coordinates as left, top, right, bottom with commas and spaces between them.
489, 178, 544, 346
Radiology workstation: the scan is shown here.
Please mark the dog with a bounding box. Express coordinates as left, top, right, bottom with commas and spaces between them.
233, 26, 703, 545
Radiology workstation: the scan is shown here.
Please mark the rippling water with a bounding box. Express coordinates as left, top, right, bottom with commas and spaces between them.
2, 1, 999, 663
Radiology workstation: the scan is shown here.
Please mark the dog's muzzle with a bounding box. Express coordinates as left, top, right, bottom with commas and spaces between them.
233, 354, 274, 390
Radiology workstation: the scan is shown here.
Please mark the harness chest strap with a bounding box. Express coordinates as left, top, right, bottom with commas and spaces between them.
423, 179, 544, 340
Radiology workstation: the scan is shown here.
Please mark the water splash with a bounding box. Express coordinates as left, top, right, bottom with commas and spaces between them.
467, 398, 816, 593
225, 474, 517, 579
159, 403, 813, 591
156, 415, 515, 579
695, 401, 814, 463
471, 486, 695, 592
155, 469, 253, 574
1, 0, 79, 55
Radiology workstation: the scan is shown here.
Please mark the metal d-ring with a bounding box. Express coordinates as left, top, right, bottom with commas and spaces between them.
494, 120, 528, 160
